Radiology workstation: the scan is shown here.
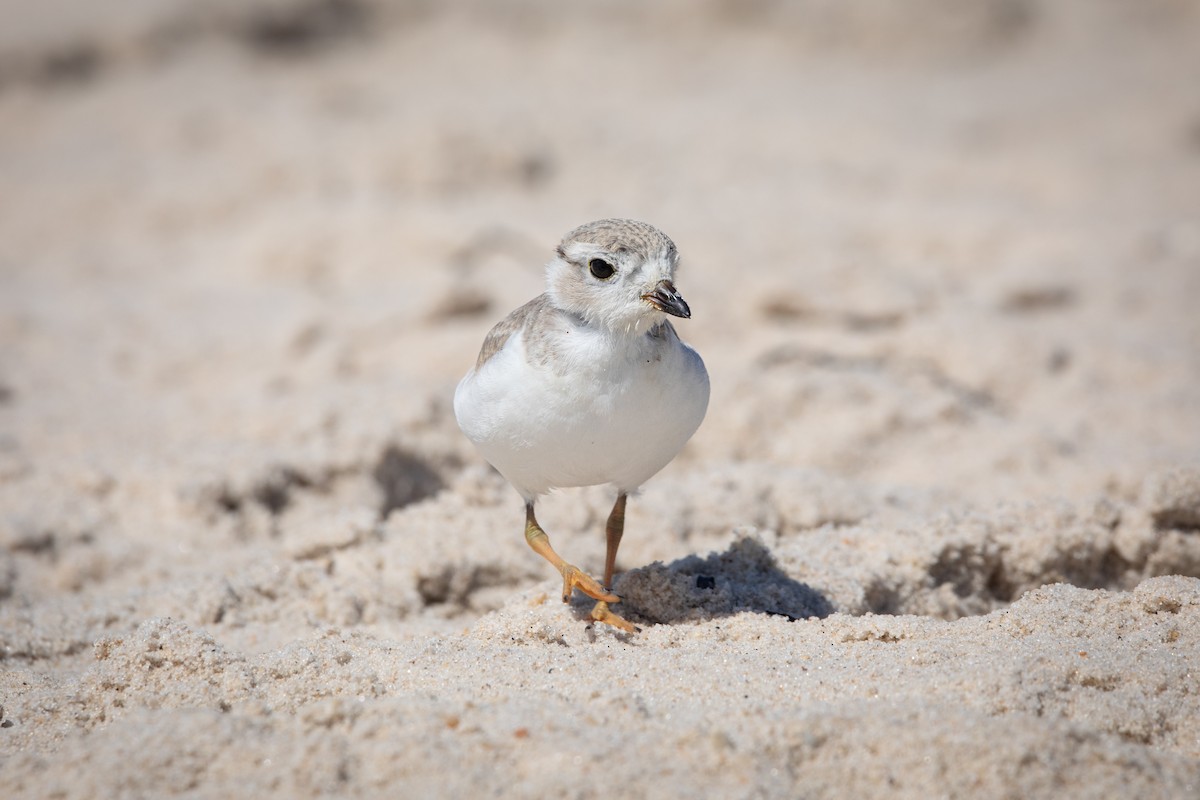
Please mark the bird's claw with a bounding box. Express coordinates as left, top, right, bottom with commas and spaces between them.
559, 564, 619, 604
590, 600, 638, 633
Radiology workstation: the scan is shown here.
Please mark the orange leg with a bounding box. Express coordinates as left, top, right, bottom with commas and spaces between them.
603, 493, 627, 590
523, 503, 635, 633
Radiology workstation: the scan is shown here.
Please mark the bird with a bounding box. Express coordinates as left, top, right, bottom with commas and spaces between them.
453, 219, 709, 632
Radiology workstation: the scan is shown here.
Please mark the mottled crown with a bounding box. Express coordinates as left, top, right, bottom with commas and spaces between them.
556, 219, 677, 261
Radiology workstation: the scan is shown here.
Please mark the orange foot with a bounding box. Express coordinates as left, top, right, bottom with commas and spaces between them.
558, 563, 619, 605
590, 600, 637, 634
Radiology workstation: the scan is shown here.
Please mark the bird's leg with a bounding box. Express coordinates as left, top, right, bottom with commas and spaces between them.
524, 503, 635, 633
602, 492, 627, 591
524, 503, 617, 604
590, 493, 637, 633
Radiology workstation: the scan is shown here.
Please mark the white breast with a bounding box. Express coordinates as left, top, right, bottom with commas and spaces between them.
454, 325, 709, 500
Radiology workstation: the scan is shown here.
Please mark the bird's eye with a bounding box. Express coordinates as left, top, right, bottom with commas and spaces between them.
588, 258, 615, 280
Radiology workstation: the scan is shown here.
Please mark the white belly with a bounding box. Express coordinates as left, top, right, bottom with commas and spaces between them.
454, 327, 709, 500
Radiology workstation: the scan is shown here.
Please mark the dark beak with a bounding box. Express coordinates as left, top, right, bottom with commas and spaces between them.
642, 280, 691, 319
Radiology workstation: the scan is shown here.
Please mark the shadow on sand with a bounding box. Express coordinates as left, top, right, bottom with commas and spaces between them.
571, 536, 833, 627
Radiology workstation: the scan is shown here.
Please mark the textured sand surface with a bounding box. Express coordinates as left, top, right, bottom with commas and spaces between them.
3, 1, 1200, 797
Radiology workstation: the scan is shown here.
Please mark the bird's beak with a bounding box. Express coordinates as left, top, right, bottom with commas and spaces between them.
642, 280, 691, 319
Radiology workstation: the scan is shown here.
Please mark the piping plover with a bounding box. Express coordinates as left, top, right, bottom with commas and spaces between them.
454, 219, 709, 632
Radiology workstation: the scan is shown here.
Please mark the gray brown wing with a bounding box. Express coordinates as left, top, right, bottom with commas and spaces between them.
474, 294, 551, 370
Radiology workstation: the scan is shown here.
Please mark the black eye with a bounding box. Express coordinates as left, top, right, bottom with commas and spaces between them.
588, 258, 615, 280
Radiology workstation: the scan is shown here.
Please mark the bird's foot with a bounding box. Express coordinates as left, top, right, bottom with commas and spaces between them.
590, 600, 638, 634
558, 564, 618, 605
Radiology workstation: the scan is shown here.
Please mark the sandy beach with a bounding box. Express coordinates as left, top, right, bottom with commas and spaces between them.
3, 1, 1200, 796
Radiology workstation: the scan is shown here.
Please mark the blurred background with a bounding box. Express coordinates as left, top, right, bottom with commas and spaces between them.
2, 0, 1199, 606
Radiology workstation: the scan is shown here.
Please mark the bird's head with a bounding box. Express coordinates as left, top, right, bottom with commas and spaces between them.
546, 218, 691, 335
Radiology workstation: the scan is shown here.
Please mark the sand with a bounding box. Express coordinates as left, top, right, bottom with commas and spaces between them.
2, 1, 1200, 797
